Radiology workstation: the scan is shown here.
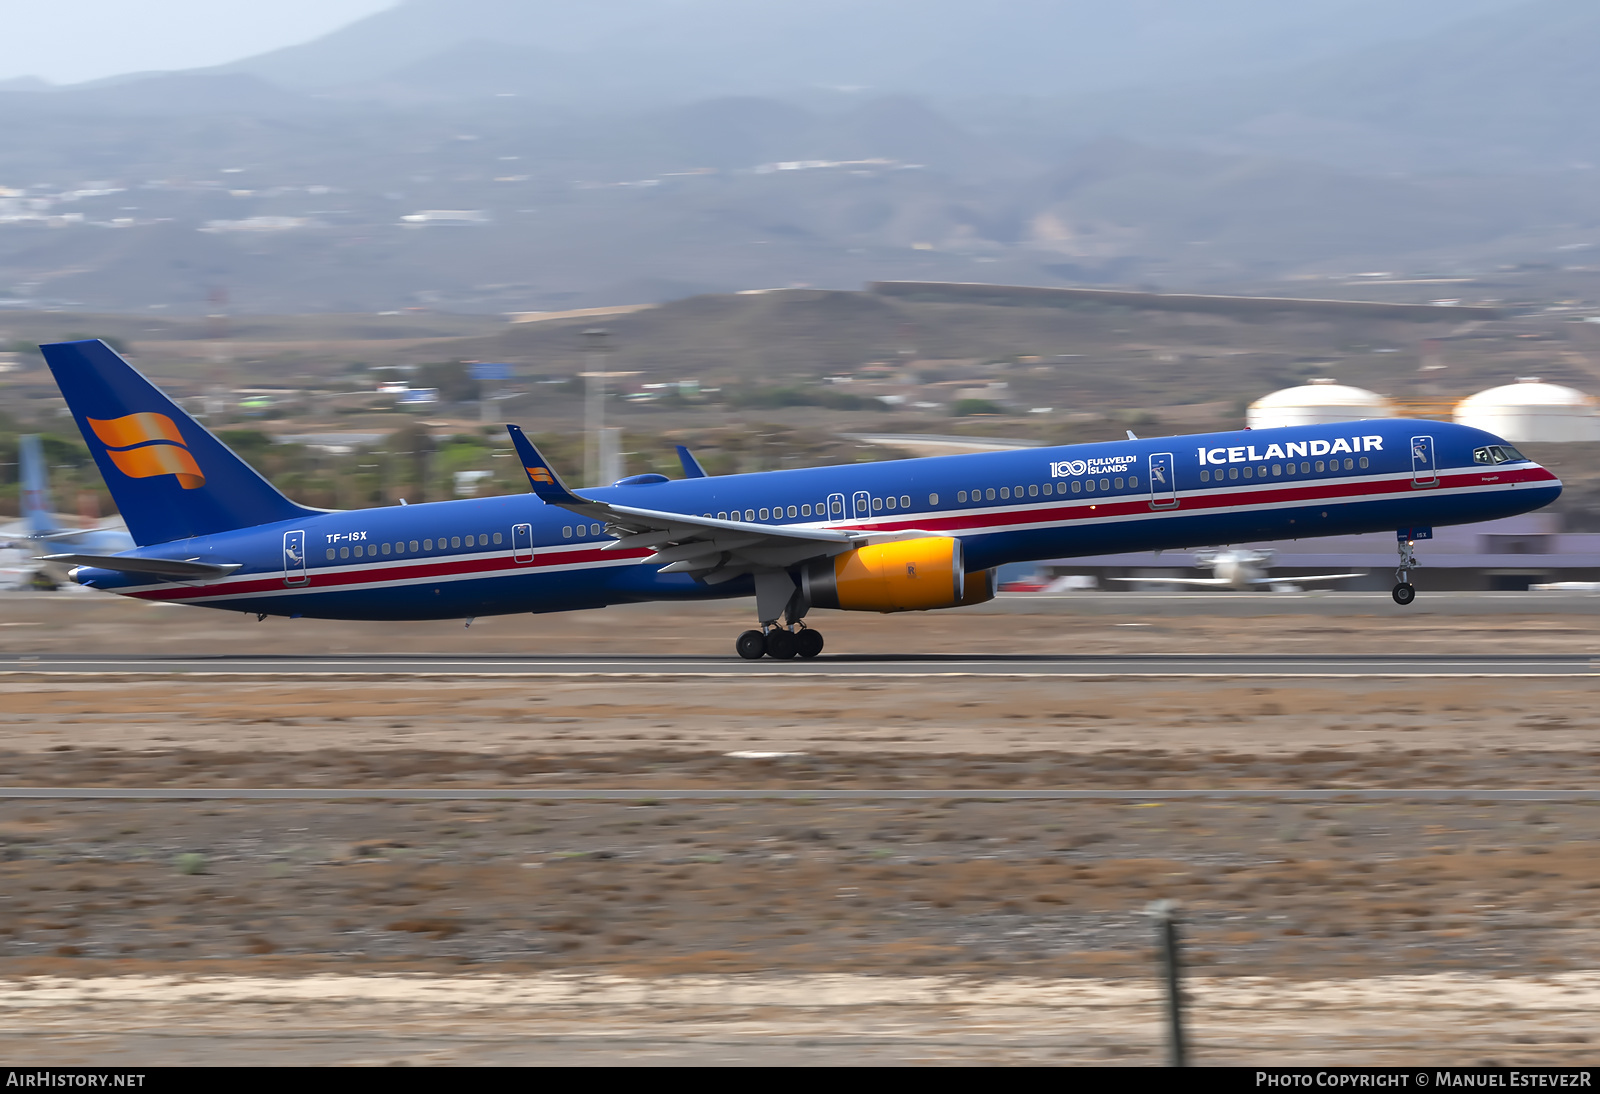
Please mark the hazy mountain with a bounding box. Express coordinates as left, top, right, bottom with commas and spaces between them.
1027, 0, 1600, 172
218, 0, 1531, 105
3, 0, 1596, 315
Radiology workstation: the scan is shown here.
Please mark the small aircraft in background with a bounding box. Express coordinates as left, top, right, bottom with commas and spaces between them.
8, 434, 134, 587
1111, 548, 1364, 592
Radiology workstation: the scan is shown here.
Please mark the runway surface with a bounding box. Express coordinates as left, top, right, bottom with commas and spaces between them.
3, 653, 1597, 676
2, 787, 1596, 801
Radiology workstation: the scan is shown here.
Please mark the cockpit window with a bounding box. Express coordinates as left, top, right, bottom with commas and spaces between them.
1473, 445, 1528, 465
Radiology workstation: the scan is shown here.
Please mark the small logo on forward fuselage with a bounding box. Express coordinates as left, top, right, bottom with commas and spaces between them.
1050, 454, 1137, 478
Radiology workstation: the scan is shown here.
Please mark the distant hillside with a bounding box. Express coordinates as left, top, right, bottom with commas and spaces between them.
0, 83, 1594, 315
218, 0, 1528, 105
1037, 0, 1600, 172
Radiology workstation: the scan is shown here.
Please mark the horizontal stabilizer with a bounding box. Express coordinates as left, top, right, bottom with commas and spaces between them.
36, 553, 242, 579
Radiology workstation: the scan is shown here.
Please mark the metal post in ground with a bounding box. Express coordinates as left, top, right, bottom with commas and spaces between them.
1146, 899, 1186, 1066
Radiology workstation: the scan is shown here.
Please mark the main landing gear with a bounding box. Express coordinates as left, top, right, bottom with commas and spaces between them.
738, 571, 824, 659
736, 624, 824, 661
1392, 536, 1421, 606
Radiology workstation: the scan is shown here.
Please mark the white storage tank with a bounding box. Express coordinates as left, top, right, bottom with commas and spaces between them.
1247, 379, 1396, 429
1454, 378, 1600, 443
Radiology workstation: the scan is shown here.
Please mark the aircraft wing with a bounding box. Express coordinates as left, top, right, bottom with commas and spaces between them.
509, 425, 906, 583
1247, 573, 1364, 586
1107, 576, 1231, 587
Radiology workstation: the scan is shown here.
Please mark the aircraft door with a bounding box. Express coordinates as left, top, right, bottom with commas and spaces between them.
512, 522, 533, 564
826, 493, 845, 522
1410, 435, 1438, 487
282, 529, 307, 586
852, 490, 872, 520
1148, 453, 1178, 510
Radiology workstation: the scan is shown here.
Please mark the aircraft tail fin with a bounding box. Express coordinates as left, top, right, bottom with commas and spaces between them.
39, 340, 320, 546
18, 435, 58, 537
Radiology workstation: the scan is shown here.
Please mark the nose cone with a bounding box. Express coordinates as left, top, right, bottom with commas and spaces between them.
1525, 459, 1563, 508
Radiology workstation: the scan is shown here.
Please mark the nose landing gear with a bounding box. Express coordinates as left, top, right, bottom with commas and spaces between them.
1392, 535, 1421, 605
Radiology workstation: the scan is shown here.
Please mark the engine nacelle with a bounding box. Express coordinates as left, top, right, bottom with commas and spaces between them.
802, 537, 993, 613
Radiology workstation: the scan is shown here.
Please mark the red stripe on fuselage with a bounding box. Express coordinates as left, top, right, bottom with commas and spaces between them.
125, 544, 653, 602
122, 465, 1556, 603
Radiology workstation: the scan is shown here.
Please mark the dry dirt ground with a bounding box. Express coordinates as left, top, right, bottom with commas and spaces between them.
0, 594, 1598, 1064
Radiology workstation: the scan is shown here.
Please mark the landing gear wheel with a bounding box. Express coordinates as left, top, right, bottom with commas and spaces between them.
736, 630, 768, 660
766, 629, 799, 660
1392, 582, 1416, 606
795, 629, 824, 660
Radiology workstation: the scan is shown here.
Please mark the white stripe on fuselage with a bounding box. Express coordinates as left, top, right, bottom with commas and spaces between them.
128, 469, 1535, 605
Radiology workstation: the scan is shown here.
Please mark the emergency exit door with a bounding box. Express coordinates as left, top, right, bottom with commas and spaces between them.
282, 529, 307, 586
1148, 453, 1178, 509
1410, 435, 1438, 488
512, 522, 533, 564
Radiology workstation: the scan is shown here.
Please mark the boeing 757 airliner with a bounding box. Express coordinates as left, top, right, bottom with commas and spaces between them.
37, 339, 1561, 659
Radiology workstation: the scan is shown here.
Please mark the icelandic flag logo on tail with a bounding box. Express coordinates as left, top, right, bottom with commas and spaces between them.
88, 413, 205, 489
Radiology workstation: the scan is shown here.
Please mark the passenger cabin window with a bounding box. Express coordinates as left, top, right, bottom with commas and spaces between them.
325, 548, 335, 560
1200, 470, 1210, 482
958, 490, 967, 502
928, 493, 938, 505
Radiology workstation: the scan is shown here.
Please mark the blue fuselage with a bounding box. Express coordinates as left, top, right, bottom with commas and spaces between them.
75, 418, 1561, 620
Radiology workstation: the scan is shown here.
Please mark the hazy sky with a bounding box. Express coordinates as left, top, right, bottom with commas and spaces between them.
0, 0, 395, 85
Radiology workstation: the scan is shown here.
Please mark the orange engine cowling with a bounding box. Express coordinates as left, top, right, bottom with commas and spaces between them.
802, 537, 990, 613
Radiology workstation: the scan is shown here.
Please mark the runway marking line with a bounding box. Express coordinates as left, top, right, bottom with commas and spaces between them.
0, 788, 1595, 801
3, 665, 1600, 674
